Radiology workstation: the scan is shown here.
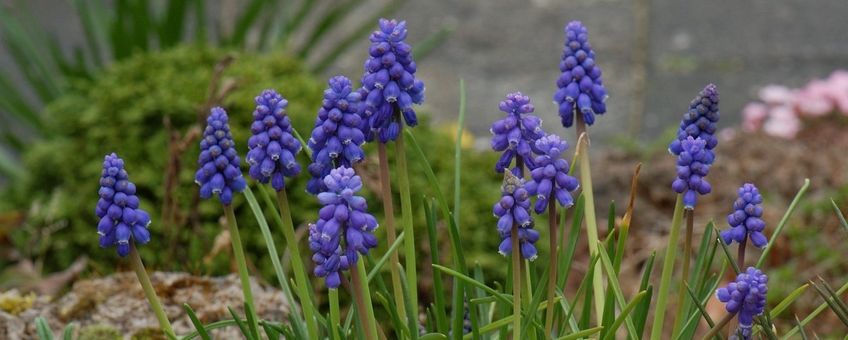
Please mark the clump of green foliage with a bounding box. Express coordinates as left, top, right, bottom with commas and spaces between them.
3, 45, 503, 282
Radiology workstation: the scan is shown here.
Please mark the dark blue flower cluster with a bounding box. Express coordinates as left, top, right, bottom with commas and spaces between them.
309, 166, 379, 288
554, 21, 608, 128
246, 90, 302, 191
307, 76, 367, 194
526, 134, 580, 214
721, 183, 767, 248
493, 171, 539, 260
672, 136, 714, 209
716, 267, 768, 338
96, 153, 151, 257
195, 107, 247, 205
361, 18, 425, 143
490, 92, 545, 173
669, 84, 720, 156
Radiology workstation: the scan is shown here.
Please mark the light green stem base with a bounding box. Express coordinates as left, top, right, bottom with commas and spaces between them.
224, 205, 259, 336
351, 259, 379, 339
129, 244, 175, 338
378, 143, 408, 322
511, 225, 521, 340
329, 288, 341, 340
277, 190, 319, 339
650, 194, 685, 340
577, 132, 605, 323
396, 130, 419, 318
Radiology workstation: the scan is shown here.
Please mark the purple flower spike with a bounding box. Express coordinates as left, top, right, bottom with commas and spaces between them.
721, 184, 768, 248
493, 171, 539, 260
525, 134, 579, 213
671, 136, 713, 209
309, 166, 378, 288
96, 153, 152, 257
554, 21, 608, 128
490, 92, 545, 173
716, 267, 768, 338
360, 18, 425, 143
669, 84, 720, 156
247, 89, 302, 191
307, 76, 367, 194
195, 107, 247, 205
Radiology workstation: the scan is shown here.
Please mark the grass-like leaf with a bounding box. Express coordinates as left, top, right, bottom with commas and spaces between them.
556, 326, 604, 340
35, 316, 53, 340
831, 199, 848, 233
781, 280, 848, 339
227, 306, 255, 340
432, 264, 511, 306
597, 242, 640, 338
183, 303, 212, 340
756, 178, 810, 268
769, 283, 809, 319
423, 199, 448, 333
367, 231, 406, 282
297, 0, 365, 58
602, 290, 648, 340
810, 280, 848, 326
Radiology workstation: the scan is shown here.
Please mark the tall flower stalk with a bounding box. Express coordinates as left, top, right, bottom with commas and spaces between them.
194, 107, 257, 336
360, 18, 426, 319
246, 89, 318, 339
555, 21, 609, 321
96, 153, 174, 338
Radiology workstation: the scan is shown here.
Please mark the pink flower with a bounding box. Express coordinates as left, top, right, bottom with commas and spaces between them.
742, 103, 768, 132
759, 85, 794, 105
795, 80, 833, 116
762, 106, 801, 139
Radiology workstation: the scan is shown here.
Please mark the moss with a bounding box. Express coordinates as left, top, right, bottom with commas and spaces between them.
77, 324, 122, 340
0, 290, 35, 315
6, 45, 508, 285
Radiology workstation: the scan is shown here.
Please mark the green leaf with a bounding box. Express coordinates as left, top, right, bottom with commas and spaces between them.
810, 280, 848, 326
35, 316, 53, 340
424, 199, 448, 334
71, 0, 108, 66
602, 291, 647, 340
831, 199, 848, 233
297, 0, 365, 58
228, 0, 270, 47
62, 323, 74, 340
367, 231, 405, 282
770, 283, 809, 319
432, 264, 512, 307
157, 0, 191, 48
756, 178, 810, 267
781, 280, 848, 339
227, 306, 255, 340
555, 326, 604, 340
420, 333, 448, 340
412, 26, 452, 61
183, 304, 212, 340
244, 302, 261, 340
597, 242, 640, 338
278, 0, 318, 45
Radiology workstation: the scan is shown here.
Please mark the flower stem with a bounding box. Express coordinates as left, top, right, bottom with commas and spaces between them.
276, 190, 318, 339
351, 258, 378, 340
672, 209, 695, 336
575, 114, 604, 323
329, 288, 342, 340
650, 194, 685, 340
511, 224, 521, 340
544, 200, 558, 338
378, 142, 408, 322
129, 244, 176, 339
737, 236, 747, 270
223, 204, 260, 337
395, 128, 419, 318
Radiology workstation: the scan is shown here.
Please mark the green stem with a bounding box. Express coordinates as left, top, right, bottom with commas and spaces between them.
575, 115, 604, 323
671, 209, 695, 337
395, 128, 419, 318
650, 194, 685, 340
276, 190, 318, 339
329, 288, 342, 340
351, 258, 379, 340
378, 143, 408, 322
544, 200, 558, 339
224, 204, 260, 337
129, 244, 175, 338
511, 224, 521, 340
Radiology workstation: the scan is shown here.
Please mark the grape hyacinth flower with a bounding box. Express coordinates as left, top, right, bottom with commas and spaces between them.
307, 76, 367, 194
195, 107, 247, 205
716, 267, 769, 339
490, 92, 545, 173
309, 166, 379, 288
360, 18, 425, 143
554, 21, 608, 128
672, 136, 713, 209
525, 134, 580, 213
246, 90, 302, 191
669, 84, 720, 156
721, 184, 768, 248
493, 171, 540, 260
96, 153, 152, 257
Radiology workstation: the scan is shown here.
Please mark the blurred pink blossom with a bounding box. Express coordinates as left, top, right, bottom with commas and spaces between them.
740, 70, 848, 139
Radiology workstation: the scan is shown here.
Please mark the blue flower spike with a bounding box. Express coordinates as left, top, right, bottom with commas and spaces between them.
554, 21, 608, 128
195, 107, 247, 205
672, 136, 713, 209
308, 166, 379, 288
716, 267, 768, 339
96, 153, 152, 257
307, 76, 367, 194
247, 90, 302, 191
721, 183, 768, 248
525, 134, 580, 213
669, 84, 720, 156
490, 92, 545, 173
493, 170, 540, 260
361, 18, 425, 143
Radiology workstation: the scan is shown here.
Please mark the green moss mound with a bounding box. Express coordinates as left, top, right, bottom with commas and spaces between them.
6, 45, 505, 284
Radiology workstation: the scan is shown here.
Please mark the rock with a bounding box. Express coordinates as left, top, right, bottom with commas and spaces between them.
0, 272, 290, 339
